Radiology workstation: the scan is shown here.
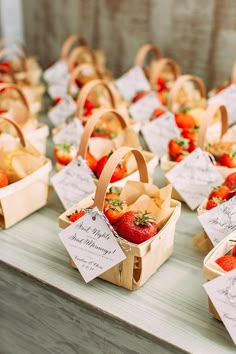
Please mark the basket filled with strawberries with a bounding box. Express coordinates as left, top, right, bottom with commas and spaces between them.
0, 116, 51, 228
59, 146, 181, 290
203, 231, 236, 321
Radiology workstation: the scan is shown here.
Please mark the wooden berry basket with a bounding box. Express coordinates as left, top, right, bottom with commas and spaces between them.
0, 117, 51, 229
59, 146, 181, 290
134, 43, 162, 68
0, 83, 49, 155
203, 231, 236, 321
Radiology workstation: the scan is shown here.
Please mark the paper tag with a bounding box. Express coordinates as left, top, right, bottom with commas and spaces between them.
48, 95, 77, 126
208, 84, 236, 126
141, 112, 180, 158
204, 269, 236, 345
59, 209, 126, 283
51, 157, 96, 210
52, 118, 84, 146
198, 196, 236, 245
129, 91, 162, 121
115, 66, 151, 101
43, 59, 69, 84
166, 148, 224, 210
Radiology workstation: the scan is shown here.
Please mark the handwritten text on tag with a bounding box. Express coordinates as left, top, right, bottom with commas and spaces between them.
51, 157, 96, 210
53, 118, 84, 146
198, 196, 236, 246
115, 66, 151, 101
141, 112, 180, 158
129, 91, 162, 121
48, 95, 76, 127
166, 148, 224, 210
204, 269, 236, 345
59, 209, 126, 283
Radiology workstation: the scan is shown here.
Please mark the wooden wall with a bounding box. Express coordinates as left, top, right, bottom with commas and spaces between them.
22, 0, 236, 89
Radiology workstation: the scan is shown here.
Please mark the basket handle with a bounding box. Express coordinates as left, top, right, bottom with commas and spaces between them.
0, 47, 27, 72
76, 79, 117, 117
93, 146, 149, 211
0, 115, 26, 147
67, 46, 97, 72
0, 83, 30, 118
60, 34, 88, 59
78, 108, 128, 158
149, 58, 181, 90
231, 61, 236, 83
197, 103, 228, 149
67, 63, 103, 94
167, 74, 206, 111
134, 44, 162, 67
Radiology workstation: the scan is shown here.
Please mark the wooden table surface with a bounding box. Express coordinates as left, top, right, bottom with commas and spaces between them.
0, 158, 235, 354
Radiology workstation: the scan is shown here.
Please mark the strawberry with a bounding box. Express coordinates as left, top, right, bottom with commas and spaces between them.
206, 197, 226, 210
104, 198, 127, 224
158, 90, 168, 105
85, 149, 97, 172
67, 210, 86, 222
54, 96, 63, 105
91, 127, 116, 139
175, 112, 196, 131
132, 91, 148, 103
105, 186, 121, 199
215, 255, 236, 271
151, 108, 165, 120
223, 172, 236, 189
94, 153, 126, 182
156, 77, 167, 91
84, 99, 94, 110
175, 151, 189, 162
181, 126, 199, 142
54, 143, 77, 165
229, 186, 236, 199
83, 108, 93, 117
115, 210, 158, 244
168, 137, 189, 160
0, 170, 8, 188
209, 185, 230, 200
221, 150, 236, 168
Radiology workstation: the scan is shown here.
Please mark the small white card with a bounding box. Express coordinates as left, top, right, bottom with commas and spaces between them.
115, 66, 151, 101
141, 112, 180, 158
198, 196, 236, 246
204, 269, 236, 345
129, 91, 162, 121
51, 157, 96, 210
43, 59, 69, 84
52, 118, 84, 146
59, 209, 126, 283
166, 148, 224, 210
208, 84, 236, 126
48, 95, 77, 127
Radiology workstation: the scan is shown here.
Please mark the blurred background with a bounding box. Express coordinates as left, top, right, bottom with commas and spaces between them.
1, 0, 236, 89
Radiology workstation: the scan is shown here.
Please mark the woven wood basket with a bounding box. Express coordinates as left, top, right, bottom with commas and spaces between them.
59, 146, 181, 290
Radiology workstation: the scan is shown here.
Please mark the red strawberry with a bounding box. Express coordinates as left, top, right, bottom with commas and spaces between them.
105, 186, 121, 200
175, 151, 189, 162
175, 112, 195, 131
84, 99, 94, 110
94, 153, 126, 182
215, 255, 236, 271
229, 186, 236, 199
115, 210, 158, 244
156, 77, 167, 91
67, 210, 86, 222
151, 108, 165, 120
206, 197, 226, 210
54, 96, 63, 105
181, 127, 199, 142
104, 198, 127, 225
54, 143, 77, 165
221, 151, 236, 168
158, 90, 168, 105
209, 185, 230, 200
132, 91, 148, 103
168, 137, 189, 160
223, 172, 236, 189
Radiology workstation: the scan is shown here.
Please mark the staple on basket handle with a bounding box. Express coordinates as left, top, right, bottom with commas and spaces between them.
67, 46, 97, 72
67, 63, 103, 94
78, 108, 128, 158
0, 83, 30, 118
76, 79, 117, 117
167, 74, 206, 111
149, 58, 181, 90
94, 146, 149, 211
60, 34, 88, 59
134, 44, 162, 67
197, 103, 228, 150
0, 115, 26, 147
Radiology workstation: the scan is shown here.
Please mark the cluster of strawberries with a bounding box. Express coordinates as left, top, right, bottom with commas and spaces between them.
215, 242, 236, 272
67, 187, 158, 244
206, 172, 236, 210
132, 76, 169, 107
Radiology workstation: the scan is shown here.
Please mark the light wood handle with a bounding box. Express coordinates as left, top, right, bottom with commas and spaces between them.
78, 108, 128, 158
67, 46, 97, 72
231, 61, 236, 83
197, 103, 228, 149
76, 79, 117, 117
67, 63, 103, 94
94, 146, 149, 211
60, 34, 87, 59
0, 83, 30, 118
149, 58, 181, 90
134, 44, 162, 67
167, 74, 206, 111
0, 115, 26, 147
